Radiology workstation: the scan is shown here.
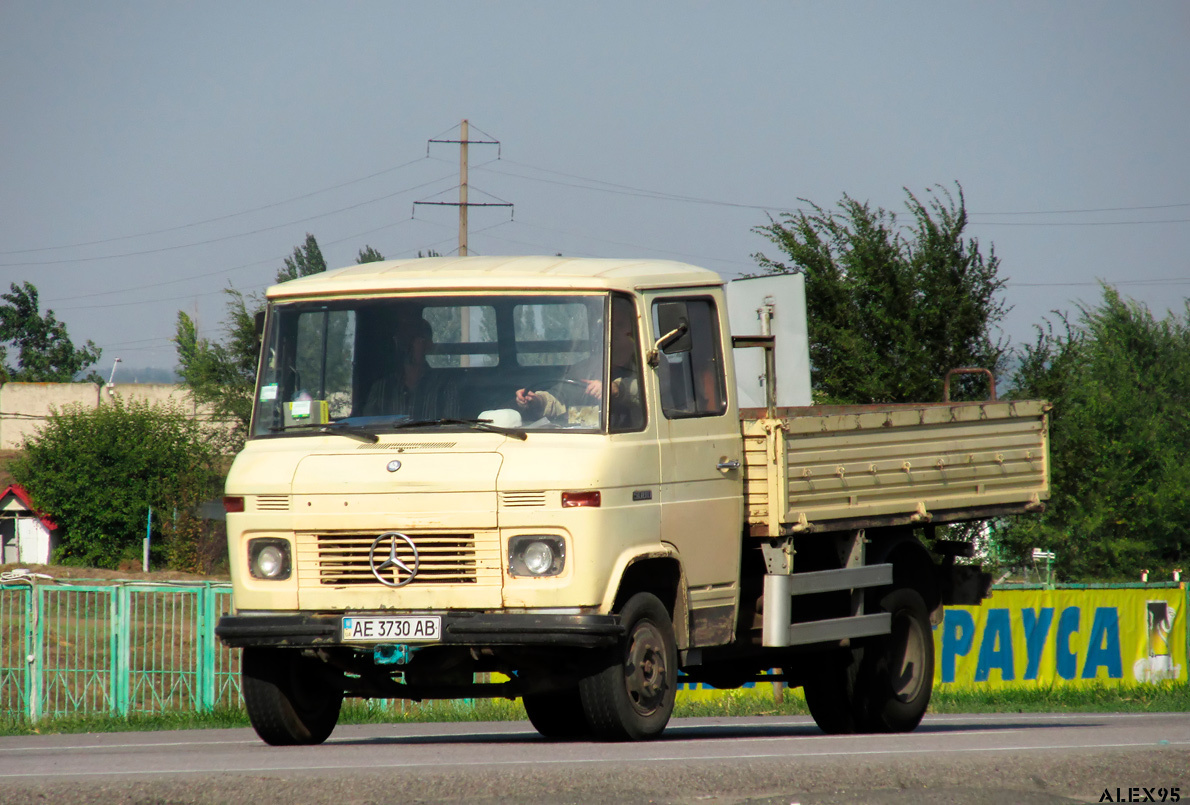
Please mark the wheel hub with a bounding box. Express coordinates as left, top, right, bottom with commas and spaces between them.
891, 610, 926, 702
624, 620, 668, 714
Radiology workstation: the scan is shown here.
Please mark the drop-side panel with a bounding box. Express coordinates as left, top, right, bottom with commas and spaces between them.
742, 400, 1050, 533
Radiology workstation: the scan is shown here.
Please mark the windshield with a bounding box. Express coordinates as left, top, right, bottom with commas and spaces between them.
250, 292, 644, 438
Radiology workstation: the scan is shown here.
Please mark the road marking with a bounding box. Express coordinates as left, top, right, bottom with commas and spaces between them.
2, 739, 1187, 780
0, 739, 260, 753
0, 727, 1039, 754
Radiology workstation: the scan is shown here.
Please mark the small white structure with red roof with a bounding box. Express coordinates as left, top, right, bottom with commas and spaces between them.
0, 484, 58, 564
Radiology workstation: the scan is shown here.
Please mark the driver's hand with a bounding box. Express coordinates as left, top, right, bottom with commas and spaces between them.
515, 388, 537, 408
582, 379, 602, 399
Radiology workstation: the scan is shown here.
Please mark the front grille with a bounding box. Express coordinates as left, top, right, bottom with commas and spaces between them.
300, 531, 501, 587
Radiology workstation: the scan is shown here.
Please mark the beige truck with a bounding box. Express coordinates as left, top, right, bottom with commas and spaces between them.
216, 256, 1050, 745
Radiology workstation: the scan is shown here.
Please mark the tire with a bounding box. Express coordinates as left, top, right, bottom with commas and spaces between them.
523, 687, 589, 739
801, 586, 934, 735
242, 647, 344, 746
579, 592, 677, 741
801, 647, 863, 735
858, 586, 934, 733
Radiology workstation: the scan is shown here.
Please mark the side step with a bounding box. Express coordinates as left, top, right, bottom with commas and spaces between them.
762, 563, 893, 647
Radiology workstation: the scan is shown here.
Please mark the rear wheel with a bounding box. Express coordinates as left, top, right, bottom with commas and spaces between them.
242, 647, 344, 746
859, 586, 934, 733
579, 592, 677, 741
523, 687, 589, 739
801, 647, 863, 734
801, 586, 934, 735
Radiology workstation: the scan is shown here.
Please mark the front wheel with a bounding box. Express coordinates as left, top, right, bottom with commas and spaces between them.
579, 592, 677, 741
242, 647, 344, 746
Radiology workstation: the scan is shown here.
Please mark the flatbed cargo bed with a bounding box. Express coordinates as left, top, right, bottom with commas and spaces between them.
741, 400, 1051, 537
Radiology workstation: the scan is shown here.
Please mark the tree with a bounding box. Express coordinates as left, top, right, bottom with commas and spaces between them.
175, 288, 259, 451
10, 396, 221, 569
752, 184, 1008, 404
357, 245, 385, 264
993, 287, 1190, 581
276, 233, 327, 282
175, 236, 385, 451
0, 281, 103, 383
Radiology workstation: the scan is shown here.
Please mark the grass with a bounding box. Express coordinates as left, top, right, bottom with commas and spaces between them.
927, 681, 1190, 714
0, 699, 527, 737
3, 682, 1187, 737
0, 707, 251, 736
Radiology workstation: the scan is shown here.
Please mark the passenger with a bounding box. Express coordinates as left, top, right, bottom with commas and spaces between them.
363, 316, 460, 420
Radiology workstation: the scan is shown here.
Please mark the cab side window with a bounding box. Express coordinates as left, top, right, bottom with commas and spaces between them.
652, 298, 727, 419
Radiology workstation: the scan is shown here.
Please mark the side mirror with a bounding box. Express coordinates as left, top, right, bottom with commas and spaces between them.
254, 310, 266, 340
654, 302, 691, 354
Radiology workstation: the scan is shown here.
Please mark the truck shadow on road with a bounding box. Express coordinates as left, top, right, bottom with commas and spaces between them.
329, 717, 1093, 746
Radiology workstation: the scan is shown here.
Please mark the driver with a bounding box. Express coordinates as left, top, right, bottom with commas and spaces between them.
515, 296, 642, 429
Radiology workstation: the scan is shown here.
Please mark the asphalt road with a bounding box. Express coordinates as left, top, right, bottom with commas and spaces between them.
1, 713, 1187, 804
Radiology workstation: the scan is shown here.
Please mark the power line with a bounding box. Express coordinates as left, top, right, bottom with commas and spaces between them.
482, 159, 794, 212
103, 334, 183, 347
971, 201, 1190, 216
45, 218, 416, 308
1, 173, 454, 268
415, 217, 516, 257
508, 218, 755, 267
56, 286, 233, 311
59, 212, 484, 302
486, 158, 1190, 226
971, 218, 1190, 227
1008, 276, 1190, 287
0, 155, 430, 256
45, 255, 278, 304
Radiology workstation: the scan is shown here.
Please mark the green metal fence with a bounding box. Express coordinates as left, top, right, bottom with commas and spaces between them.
3, 578, 1186, 721
0, 581, 239, 720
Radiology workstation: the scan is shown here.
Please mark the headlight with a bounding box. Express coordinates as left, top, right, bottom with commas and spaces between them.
248, 538, 292, 580
508, 536, 565, 577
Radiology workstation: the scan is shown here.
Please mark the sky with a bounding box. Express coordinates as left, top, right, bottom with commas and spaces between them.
2, 2, 1188, 377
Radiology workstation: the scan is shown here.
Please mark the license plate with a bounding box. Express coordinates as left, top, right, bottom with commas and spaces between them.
341, 615, 442, 642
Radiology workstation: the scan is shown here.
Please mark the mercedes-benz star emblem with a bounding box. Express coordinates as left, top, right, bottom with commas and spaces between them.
368, 531, 420, 587
386, 459, 402, 472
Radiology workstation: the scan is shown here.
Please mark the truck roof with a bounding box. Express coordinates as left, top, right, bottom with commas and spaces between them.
265, 256, 724, 299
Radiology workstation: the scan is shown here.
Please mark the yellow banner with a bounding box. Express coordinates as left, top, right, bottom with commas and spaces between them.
935, 588, 1186, 689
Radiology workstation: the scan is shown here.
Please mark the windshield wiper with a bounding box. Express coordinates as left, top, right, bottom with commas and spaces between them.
268, 422, 380, 443
388, 418, 528, 441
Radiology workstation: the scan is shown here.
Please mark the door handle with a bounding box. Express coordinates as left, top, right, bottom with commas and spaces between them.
717, 459, 741, 471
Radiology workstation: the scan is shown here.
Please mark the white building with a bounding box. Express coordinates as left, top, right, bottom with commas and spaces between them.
0, 484, 58, 565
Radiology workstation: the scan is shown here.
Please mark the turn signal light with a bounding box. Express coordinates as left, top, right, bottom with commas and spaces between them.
561, 491, 601, 508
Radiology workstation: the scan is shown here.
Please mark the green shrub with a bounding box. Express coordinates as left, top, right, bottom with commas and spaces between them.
10, 397, 221, 569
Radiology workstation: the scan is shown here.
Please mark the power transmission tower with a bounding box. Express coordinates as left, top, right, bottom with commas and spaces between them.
415, 119, 512, 255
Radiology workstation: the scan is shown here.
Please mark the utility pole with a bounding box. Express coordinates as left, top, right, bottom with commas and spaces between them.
416, 120, 512, 256
459, 119, 469, 256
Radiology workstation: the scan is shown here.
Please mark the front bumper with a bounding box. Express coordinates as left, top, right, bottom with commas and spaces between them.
215, 611, 624, 650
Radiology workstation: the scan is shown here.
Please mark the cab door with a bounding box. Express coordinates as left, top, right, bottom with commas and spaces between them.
645, 289, 743, 646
